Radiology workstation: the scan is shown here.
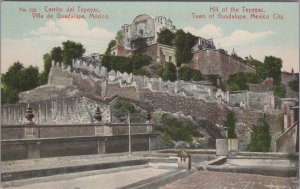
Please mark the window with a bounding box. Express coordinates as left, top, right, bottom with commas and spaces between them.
139, 29, 143, 35
169, 56, 172, 62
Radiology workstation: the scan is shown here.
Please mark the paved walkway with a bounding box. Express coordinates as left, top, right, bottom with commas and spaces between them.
4, 167, 170, 189
2, 152, 147, 172
162, 171, 299, 189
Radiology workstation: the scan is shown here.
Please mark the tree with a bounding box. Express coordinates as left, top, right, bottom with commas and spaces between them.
262, 56, 282, 86
248, 118, 271, 152
19, 65, 39, 91
115, 31, 124, 45
2, 62, 24, 90
226, 72, 248, 91
178, 67, 203, 81
192, 70, 203, 81
105, 40, 116, 55
207, 74, 219, 87
178, 66, 193, 81
131, 54, 151, 71
38, 53, 52, 85
224, 111, 237, 138
174, 30, 197, 66
245, 72, 260, 84
62, 40, 85, 66
1, 87, 18, 104
158, 114, 199, 143
1, 87, 5, 104
112, 99, 145, 123
289, 76, 299, 92
273, 85, 286, 98
1, 62, 39, 104
157, 29, 175, 46
162, 62, 177, 81
50, 47, 63, 63
131, 37, 148, 50
244, 56, 263, 69
101, 55, 112, 70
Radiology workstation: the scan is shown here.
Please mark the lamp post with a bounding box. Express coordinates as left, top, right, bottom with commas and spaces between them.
146, 111, 152, 152
128, 113, 132, 155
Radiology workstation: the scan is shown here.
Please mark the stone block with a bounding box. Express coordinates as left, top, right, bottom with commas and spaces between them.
216, 139, 228, 156
228, 138, 239, 152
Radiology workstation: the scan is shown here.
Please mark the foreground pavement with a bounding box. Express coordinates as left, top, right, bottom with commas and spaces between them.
4, 167, 170, 189
162, 171, 299, 189
1, 151, 298, 189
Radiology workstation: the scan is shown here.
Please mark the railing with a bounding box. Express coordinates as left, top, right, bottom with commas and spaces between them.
273, 121, 298, 153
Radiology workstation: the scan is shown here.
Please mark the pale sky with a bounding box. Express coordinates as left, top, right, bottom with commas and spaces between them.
1, 2, 299, 73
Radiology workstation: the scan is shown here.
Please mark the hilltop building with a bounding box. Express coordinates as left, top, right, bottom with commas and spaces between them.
120, 14, 176, 50
111, 14, 255, 81
133, 43, 176, 66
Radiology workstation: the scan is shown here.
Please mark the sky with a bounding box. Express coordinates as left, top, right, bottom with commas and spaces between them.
1, 1, 299, 73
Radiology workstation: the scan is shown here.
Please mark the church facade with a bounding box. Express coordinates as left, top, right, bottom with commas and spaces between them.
120, 14, 176, 50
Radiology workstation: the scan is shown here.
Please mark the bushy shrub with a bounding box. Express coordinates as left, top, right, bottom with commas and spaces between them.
248, 118, 271, 152
224, 111, 237, 138
157, 114, 199, 143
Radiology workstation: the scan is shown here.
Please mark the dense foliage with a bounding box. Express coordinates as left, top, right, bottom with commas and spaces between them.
38, 53, 52, 85
207, 74, 219, 87
224, 111, 237, 138
115, 31, 124, 45
289, 76, 299, 92
248, 118, 271, 152
1, 41, 86, 104
161, 62, 177, 81
229, 56, 286, 97
131, 37, 148, 50
273, 85, 286, 98
62, 40, 86, 66
174, 30, 197, 67
157, 29, 175, 46
39, 41, 85, 85
51, 47, 63, 63
104, 40, 117, 55
178, 66, 203, 81
101, 54, 151, 76
112, 100, 145, 123
157, 29, 197, 67
158, 114, 199, 145
226, 72, 249, 91
262, 56, 282, 86
1, 62, 39, 104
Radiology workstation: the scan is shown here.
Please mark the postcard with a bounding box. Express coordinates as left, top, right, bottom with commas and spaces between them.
1, 1, 299, 189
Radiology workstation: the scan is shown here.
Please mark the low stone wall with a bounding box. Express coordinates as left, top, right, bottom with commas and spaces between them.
1, 127, 24, 140
140, 89, 228, 125
281, 72, 299, 98
1, 124, 152, 140
233, 108, 283, 150
1, 137, 150, 161
229, 91, 275, 111
190, 49, 256, 81
1, 97, 111, 125
48, 67, 73, 86
105, 83, 139, 100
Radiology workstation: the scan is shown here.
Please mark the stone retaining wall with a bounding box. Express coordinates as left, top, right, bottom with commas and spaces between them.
1, 97, 111, 125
